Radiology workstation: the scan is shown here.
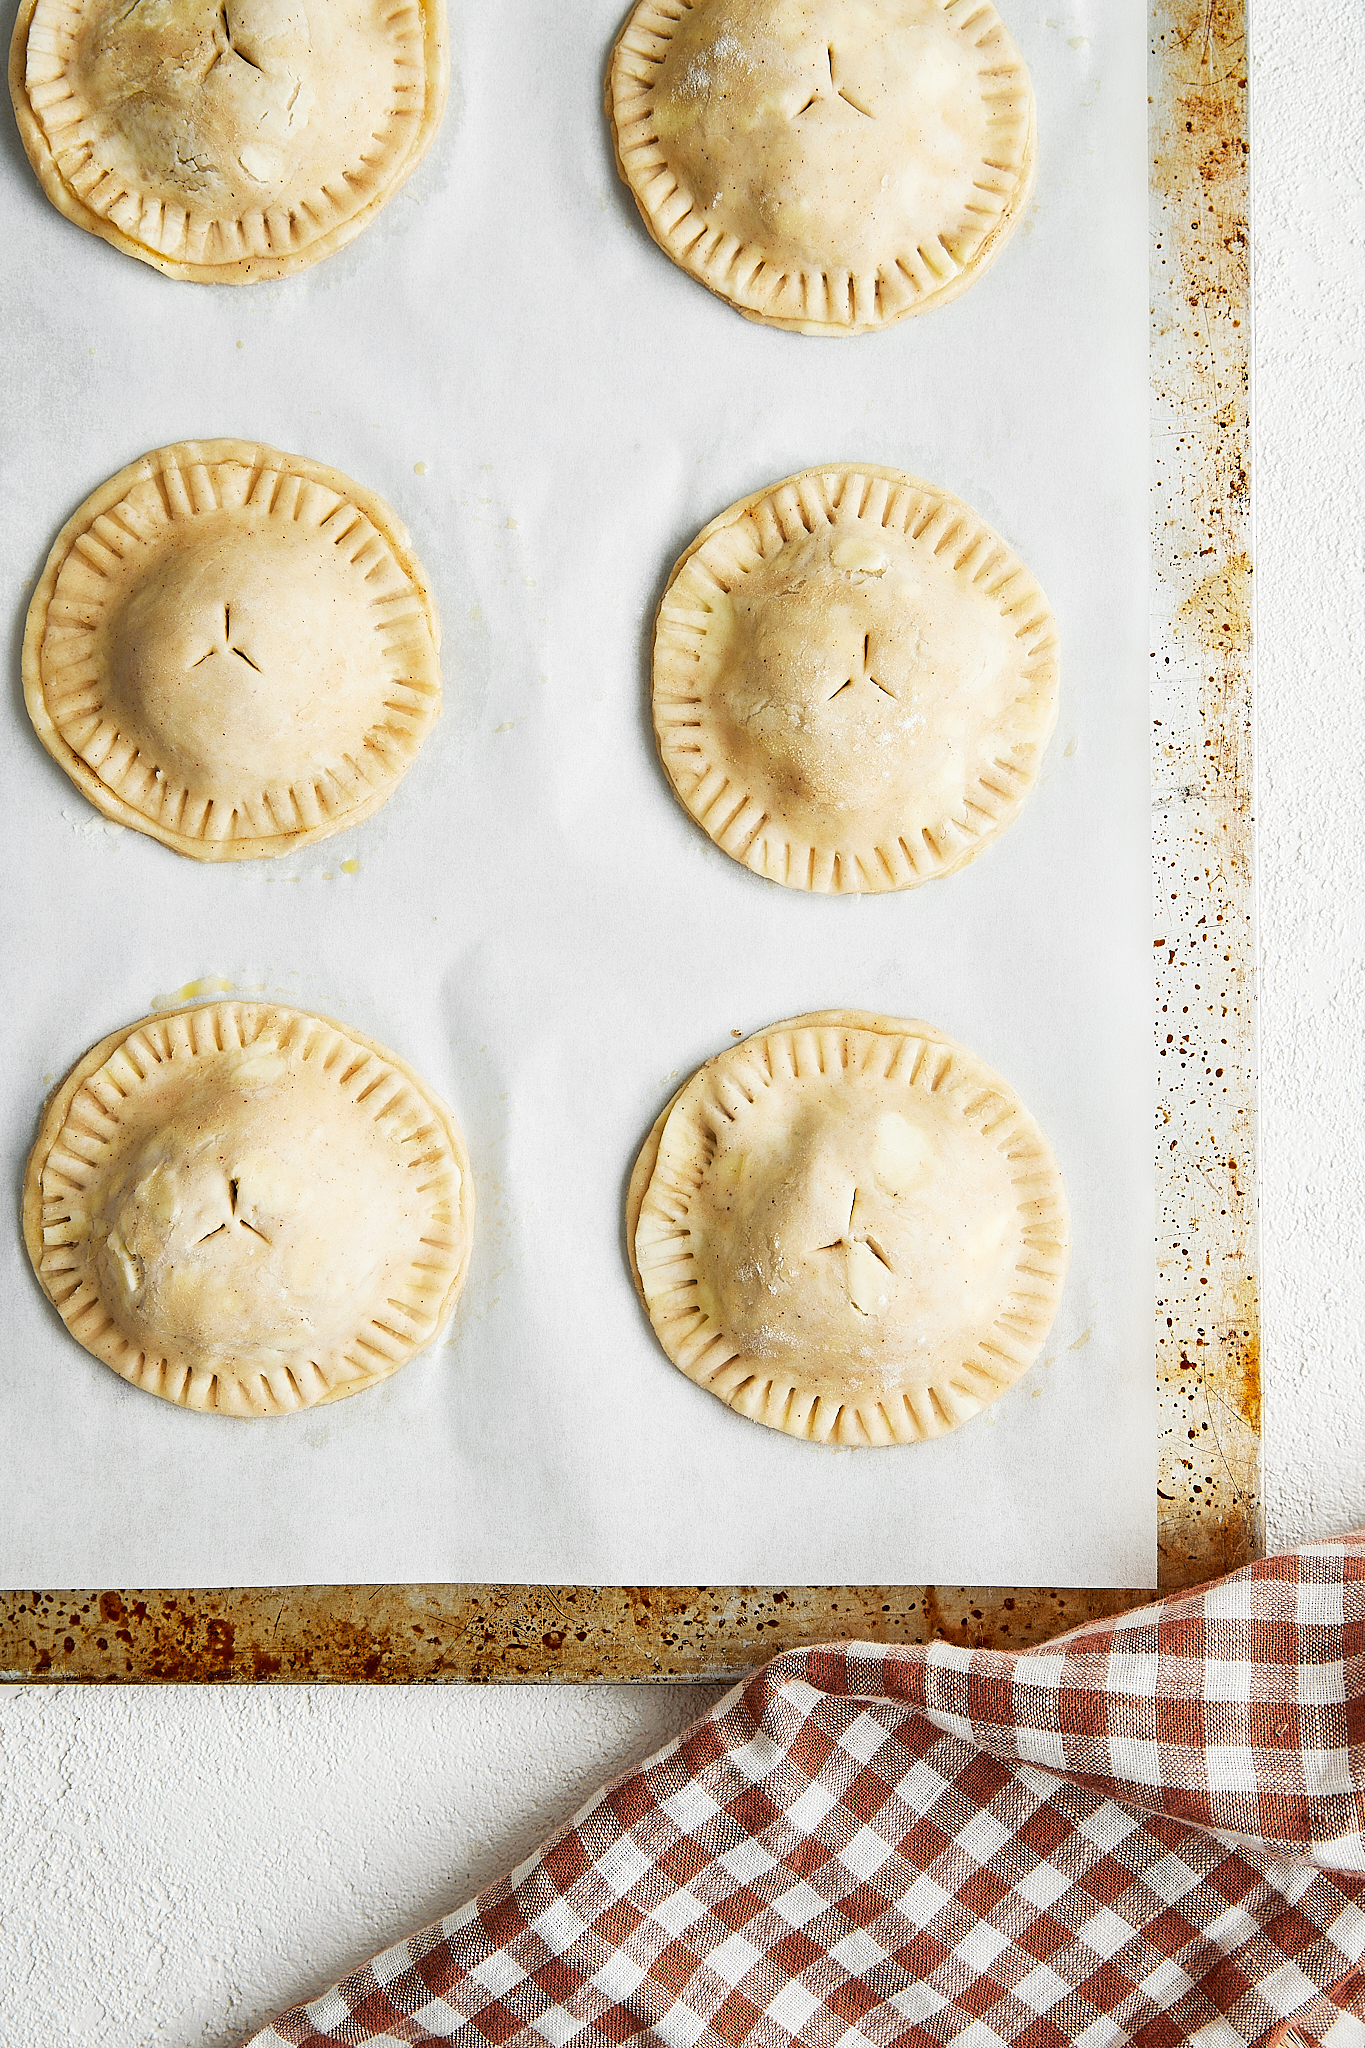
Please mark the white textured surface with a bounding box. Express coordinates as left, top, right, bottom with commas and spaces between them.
0, 1680, 732, 2045
4, 6, 1364, 2047
1255, 0, 1365, 1550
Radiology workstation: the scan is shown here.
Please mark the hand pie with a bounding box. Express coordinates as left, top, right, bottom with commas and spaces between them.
24, 1001, 473, 1416
652, 465, 1057, 892
24, 440, 441, 860
9, 0, 448, 282
628, 1011, 1068, 1444
608, 0, 1034, 334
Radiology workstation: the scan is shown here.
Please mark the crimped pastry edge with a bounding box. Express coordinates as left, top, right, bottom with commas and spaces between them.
23, 998, 475, 1416
23, 438, 442, 861
8, 0, 449, 283
650, 463, 1059, 894
606, 0, 1035, 335
627, 1010, 1069, 1446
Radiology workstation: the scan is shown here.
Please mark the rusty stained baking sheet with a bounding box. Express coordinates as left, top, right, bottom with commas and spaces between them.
6, 1584, 1155, 1684
1150, 0, 1258, 1587
0, 0, 1257, 1684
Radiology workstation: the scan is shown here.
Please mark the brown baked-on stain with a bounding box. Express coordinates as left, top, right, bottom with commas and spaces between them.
1234, 1307, 1262, 1443
0, 1, 1257, 1687
205, 1619, 235, 1671
1177, 554, 1252, 657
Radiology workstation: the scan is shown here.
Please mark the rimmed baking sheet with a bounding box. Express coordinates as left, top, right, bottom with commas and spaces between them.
0, 0, 1256, 1676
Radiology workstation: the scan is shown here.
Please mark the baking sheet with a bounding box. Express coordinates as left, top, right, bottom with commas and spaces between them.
0, 0, 1153, 1590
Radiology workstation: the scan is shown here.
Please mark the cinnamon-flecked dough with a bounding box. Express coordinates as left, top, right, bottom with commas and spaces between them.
608, 0, 1035, 334
24, 1001, 474, 1416
10, 0, 448, 282
23, 440, 442, 860
627, 1011, 1068, 1445
652, 466, 1057, 892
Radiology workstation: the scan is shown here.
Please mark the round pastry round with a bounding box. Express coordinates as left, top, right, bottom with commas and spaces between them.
23, 440, 442, 860
9, 0, 448, 283
24, 1001, 474, 1416
653, 466, 1057, 893
628, 1011, 1068, 1446
608, 0, 1034, 334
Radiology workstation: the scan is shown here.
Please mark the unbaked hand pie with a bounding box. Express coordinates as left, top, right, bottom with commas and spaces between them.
24, 1001, 473, 1416
608, 0, 1034, 334
628, 1011, 1067, 1444
24, 440, 441, 860
653, 465, 1057, 892
10, 0, 448, 282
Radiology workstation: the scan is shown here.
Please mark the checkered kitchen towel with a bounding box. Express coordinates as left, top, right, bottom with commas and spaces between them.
246, 1537, 1365, 2048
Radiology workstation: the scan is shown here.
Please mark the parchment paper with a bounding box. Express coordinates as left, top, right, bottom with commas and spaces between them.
0, 0, 1153, 1589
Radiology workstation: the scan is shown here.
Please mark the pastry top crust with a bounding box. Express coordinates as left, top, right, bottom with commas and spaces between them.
609, 0, 1035, 334
628, 1011, 1068, 1446
10, 0, 448, 282
23, 1000, 473, 1417
653, 466, 1057, 894
23, 439, 441, 861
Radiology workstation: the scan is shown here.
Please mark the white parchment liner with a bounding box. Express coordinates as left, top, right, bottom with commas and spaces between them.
0, 0, 1152, 1589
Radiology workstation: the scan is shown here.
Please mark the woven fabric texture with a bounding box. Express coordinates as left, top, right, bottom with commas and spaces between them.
245, 1538, 1365, 2048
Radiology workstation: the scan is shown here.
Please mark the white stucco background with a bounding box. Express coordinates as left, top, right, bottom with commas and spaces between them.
3, 4, 1362, 2042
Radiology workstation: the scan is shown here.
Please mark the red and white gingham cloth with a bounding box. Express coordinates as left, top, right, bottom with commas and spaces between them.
246, 1537, 1365, 2048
